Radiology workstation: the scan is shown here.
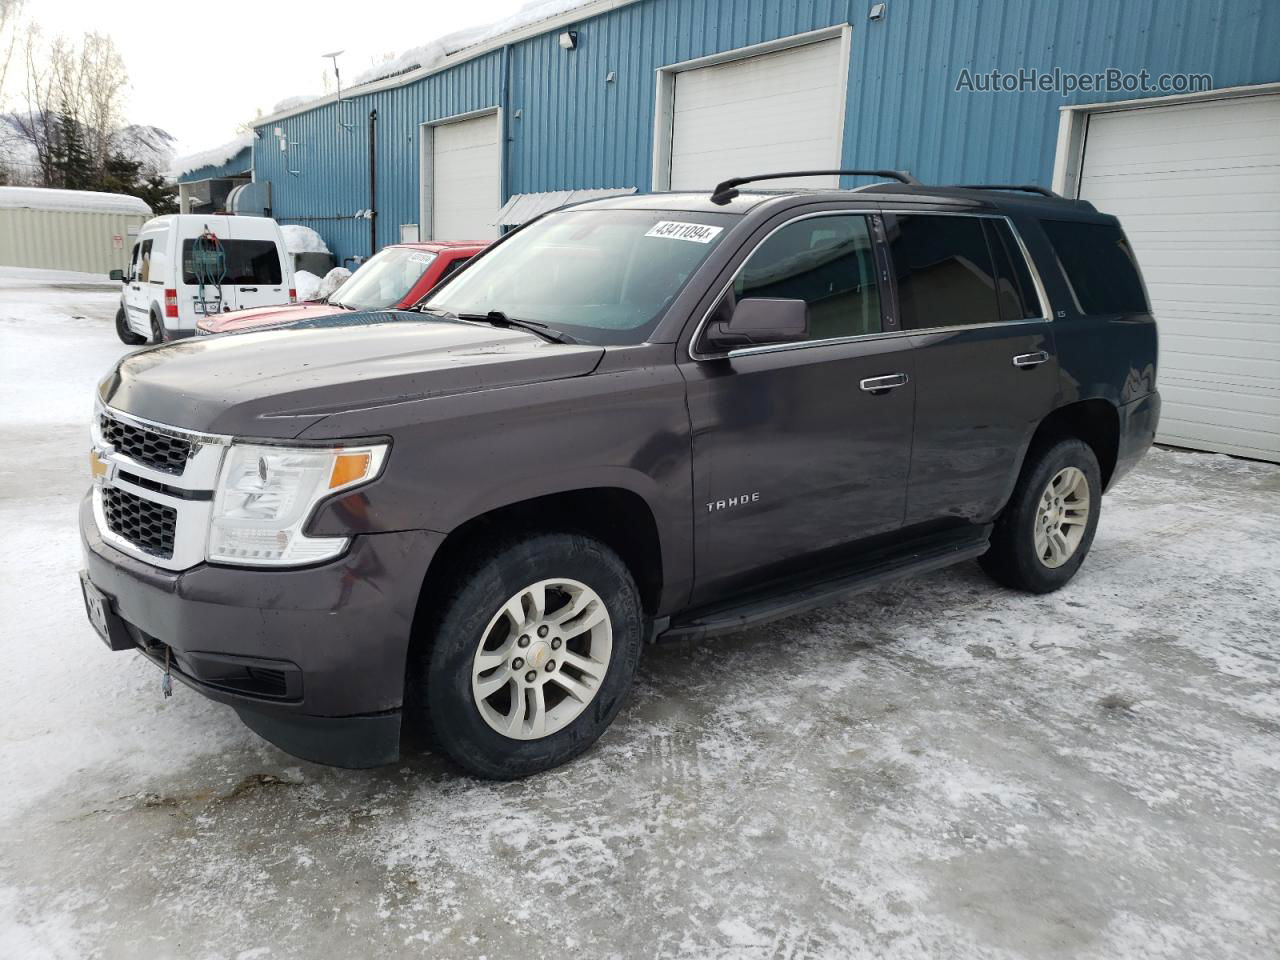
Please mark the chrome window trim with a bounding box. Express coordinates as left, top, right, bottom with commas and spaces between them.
689, 208, 1055, 362
726, 317, 1051, 359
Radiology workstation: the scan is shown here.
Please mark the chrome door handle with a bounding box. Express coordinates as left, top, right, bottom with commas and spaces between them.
1012, 351, 1050, 368
860, 373, 909, 393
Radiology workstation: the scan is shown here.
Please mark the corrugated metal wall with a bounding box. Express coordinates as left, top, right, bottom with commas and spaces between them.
254, 0, 1280, 264
0, 209, 149, 274
254, 52, 503, 264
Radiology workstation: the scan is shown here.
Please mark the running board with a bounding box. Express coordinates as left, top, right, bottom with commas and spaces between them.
658, 531, 990, 642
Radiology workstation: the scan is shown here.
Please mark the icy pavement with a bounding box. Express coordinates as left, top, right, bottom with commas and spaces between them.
1, 271, 1277, 960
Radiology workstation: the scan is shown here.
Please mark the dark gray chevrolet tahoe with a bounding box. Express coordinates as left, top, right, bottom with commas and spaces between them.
80, 172, 1160, 778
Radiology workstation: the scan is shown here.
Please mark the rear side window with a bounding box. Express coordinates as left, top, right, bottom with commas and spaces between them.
1040, 219, 1147, 315
984, 220, 1042, 321
182, 239, 283, 286
138, 239, 153, 283
730, 214, 882, 341
888, 215, 998, 329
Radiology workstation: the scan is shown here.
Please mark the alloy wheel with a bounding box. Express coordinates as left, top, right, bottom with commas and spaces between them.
1034, 466, 1090, 568
471, 578, 612, 740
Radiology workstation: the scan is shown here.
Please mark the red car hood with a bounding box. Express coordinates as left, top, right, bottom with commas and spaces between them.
197, 301, 343, 334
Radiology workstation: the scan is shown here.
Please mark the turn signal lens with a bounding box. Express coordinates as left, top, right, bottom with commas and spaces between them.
329, 451, 372, 489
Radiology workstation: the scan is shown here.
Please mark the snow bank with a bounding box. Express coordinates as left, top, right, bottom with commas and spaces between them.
294, 266, 351, 302
317, 267, 351, 301
279, 225, 330, 255
0, 186, 151, 216
294, 269, 323, 302
169, 132, 254, 179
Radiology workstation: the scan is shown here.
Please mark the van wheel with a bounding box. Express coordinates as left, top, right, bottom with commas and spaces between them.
149, 310, 167, 344
980, 437, 1102, 594
412, 533, 643, 779
115, 307, 146, 345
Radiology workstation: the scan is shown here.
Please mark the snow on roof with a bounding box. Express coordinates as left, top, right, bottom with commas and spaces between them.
0, 186, 152, 216
169, 132, 254, 179
264, 0, 603, 121
354, 0, 595, 86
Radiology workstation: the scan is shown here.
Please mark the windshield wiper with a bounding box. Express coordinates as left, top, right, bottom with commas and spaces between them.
453, 310, 576, 345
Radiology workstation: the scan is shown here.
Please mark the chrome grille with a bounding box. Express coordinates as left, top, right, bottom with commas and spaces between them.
102, 486, 177, 559
100, 414, 192, 475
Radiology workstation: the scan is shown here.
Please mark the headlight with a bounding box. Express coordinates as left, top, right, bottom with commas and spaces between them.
208, 442, 388, 566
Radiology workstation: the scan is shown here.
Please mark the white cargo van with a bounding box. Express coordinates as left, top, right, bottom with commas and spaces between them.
110, 214, 295, 343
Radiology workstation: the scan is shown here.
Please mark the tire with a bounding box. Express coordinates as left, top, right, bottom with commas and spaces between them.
149, 309, 167, 344
980, 437, 1102, 594
115, 307, 146, 345
413, 533, 643, 779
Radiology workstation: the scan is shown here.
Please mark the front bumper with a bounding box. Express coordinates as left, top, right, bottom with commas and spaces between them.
79, 494, 441, 768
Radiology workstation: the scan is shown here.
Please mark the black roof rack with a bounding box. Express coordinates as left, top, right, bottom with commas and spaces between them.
710, 169, 920, 205
953, 183, 1061, 198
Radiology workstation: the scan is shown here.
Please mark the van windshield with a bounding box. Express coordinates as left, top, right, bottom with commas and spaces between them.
182, 239, 282, 286
423, 209, 734, 345
330, 247, 437, 310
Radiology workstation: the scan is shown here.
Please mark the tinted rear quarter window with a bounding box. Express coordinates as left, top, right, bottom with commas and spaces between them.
1040, 219, 1147, 315
888, 215, 998, 329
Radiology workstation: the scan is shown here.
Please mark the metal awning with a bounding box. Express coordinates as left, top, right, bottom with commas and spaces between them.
496, 187, 637, 227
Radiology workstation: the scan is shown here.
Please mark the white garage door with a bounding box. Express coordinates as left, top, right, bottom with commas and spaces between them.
1077, 93, 1280, 462
668, 38, 845, 191
431, 113, 500, 241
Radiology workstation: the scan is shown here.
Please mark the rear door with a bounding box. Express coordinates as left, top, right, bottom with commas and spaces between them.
684, 211, 916, 602
224, 221, 289, 311
886, 212, 1058, 525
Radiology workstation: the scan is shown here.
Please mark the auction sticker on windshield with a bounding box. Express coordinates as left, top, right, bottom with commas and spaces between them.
645, 221, 724, 243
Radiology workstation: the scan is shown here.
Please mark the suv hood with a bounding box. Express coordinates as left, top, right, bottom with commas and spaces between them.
101, 311, 604, 438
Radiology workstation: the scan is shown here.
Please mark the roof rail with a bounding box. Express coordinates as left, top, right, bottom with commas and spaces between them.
710, 169, 921, 205
954, 183, 1061, 198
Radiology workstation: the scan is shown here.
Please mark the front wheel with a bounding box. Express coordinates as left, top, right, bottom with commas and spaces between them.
115, 307, 146, 345
414, 533, 643, 779
980, 437, 1102, 593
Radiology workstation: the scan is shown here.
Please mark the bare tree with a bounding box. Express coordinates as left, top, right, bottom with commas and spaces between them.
0, 0, 23, 105
10, 24, 128, 186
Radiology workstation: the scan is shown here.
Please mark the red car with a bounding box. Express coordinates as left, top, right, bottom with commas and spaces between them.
195, 241, 486, 335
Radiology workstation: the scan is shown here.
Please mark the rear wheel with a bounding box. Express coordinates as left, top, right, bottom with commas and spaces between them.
980, 437, 1102, 593
115, 307, 145, 345
413, 533, 643, 779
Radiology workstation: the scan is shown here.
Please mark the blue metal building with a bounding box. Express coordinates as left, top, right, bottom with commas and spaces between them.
177, 0, 1280, 459
199, 0, 1280, 264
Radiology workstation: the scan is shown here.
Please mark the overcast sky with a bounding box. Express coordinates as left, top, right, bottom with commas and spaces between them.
30, 0, 530, 157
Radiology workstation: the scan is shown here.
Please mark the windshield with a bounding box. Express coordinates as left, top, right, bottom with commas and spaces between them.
424, 209, 735, 344
331, 247, 437, 310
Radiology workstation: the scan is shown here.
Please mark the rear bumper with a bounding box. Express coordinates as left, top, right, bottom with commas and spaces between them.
79, 494, 441, 767
1110, 390, 1161, 490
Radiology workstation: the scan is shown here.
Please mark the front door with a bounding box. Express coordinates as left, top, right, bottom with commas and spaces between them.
684, 212, 916, 602
882, 212, 1060, 524
124, 240, 149, 335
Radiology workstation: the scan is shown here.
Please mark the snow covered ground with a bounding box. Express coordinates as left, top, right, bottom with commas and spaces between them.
1, 270, 1277, 960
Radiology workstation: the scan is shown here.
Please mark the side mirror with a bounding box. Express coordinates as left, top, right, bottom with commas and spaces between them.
109, 269, 124, 281
707, 298, 808, 349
